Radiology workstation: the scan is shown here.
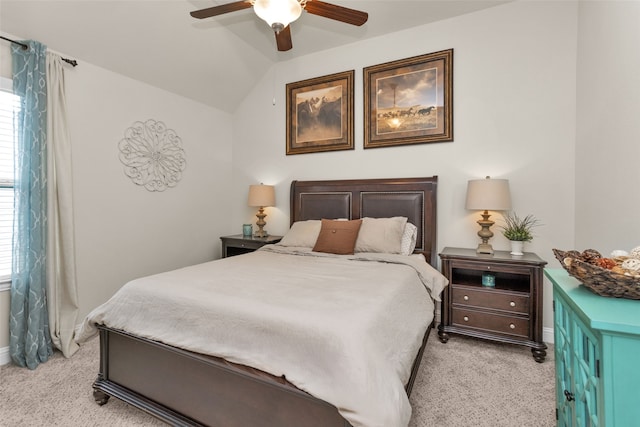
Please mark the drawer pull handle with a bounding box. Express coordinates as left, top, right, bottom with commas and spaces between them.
564, 390, 575, 402
510, 301, 516, 307
463, 316, 469, 322
486, 266, 491, 270
463, 295, 469, 301
509, 323, 516, 329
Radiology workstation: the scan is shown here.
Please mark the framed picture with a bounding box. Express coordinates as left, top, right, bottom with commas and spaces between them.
286, 70, 354, 155
364, 49, 453, 148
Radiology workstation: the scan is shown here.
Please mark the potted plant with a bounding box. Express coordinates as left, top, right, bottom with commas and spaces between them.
500, 212, 540, 256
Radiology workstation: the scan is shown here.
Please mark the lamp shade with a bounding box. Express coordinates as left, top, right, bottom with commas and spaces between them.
465, 177, 512, 211
248, 184, 275, 207
253, 0, 302, 29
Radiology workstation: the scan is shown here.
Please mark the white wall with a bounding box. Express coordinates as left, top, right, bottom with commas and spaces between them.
575, 1, 640, 254
66, 62, 234, 321
0, 41, 234, 353
232, 0, 579, 332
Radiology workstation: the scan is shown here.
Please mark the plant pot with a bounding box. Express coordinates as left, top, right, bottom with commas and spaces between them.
510, 240, 524, 256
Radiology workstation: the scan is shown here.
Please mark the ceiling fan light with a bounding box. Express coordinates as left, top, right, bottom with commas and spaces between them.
253, 0, 302, 30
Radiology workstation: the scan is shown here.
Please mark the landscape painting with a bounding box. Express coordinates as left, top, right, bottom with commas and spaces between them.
286, 70, 354, 155
296, 85, 343, 143
364, 49, 453, 148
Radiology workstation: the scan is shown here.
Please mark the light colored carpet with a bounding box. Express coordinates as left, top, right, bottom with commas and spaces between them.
411, 334, 555, 427
0, 332, 555, 426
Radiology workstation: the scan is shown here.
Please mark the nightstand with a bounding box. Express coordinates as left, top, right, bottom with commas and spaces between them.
438, 247, 548, 362
220, 234, 282, 258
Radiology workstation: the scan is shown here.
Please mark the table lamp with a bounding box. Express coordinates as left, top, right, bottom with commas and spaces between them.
248, 183, 275, 238
465, 176, 512, 254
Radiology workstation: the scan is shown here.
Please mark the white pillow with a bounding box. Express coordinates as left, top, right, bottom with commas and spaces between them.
354, 216, 408, 254
400, 222, 418, 255
277, 220, 322, 248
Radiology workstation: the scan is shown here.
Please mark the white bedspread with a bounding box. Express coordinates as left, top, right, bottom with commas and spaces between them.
77, 246, 448, 427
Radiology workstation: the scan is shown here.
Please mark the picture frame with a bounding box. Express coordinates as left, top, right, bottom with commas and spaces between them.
286, 70, 354, 155
364, 49, 453, 149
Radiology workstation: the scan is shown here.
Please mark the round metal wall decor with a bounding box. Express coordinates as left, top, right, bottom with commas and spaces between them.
118, 119, 187, 192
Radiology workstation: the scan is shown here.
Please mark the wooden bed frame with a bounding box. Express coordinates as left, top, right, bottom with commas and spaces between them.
92, 176, 439, 427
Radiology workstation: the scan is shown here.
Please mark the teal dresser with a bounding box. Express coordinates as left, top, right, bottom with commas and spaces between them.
545, 268, 640, 427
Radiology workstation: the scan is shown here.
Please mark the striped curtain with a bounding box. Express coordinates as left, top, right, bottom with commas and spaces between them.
10, 40, 53, 369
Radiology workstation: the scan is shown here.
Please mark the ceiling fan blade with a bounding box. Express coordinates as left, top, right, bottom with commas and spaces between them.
304, 0, 368, 26
275, 26, 293, 51
190, 1, 252, 19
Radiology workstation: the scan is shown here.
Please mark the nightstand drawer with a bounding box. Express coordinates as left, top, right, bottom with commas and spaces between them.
229, 240, 263, 250
452, 286, 529, 315
451, 260, 532, 276
452, 308, 530, 338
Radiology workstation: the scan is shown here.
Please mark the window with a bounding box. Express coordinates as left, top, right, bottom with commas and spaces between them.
0, 77, 20, 285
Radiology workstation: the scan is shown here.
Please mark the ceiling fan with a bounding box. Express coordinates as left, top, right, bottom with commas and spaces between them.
190, 0, 368, 52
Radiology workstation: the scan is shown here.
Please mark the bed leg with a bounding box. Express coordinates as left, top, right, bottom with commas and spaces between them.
93, 389, 110, 406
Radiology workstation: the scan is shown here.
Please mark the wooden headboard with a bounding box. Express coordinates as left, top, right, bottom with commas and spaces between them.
290, 177, 438, 267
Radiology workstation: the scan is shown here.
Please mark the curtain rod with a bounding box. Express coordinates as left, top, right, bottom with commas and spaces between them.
0, 35, 78, 67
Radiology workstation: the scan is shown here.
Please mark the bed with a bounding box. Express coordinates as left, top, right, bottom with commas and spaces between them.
78, 176, 444, 427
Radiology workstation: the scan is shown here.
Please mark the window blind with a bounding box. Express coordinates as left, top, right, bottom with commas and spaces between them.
0, 82, 20, 282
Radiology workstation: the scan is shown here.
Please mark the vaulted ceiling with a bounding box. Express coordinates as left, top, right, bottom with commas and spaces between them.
0, 1, 507, 113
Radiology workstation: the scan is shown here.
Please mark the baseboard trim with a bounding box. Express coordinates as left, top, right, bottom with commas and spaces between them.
0, 345, 10, 365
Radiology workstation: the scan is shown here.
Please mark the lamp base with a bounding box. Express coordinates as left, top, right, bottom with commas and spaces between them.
254, 229, 269, 238
476, 242, 494, 255
254, 207, 268, 238
475, 210, 495, 255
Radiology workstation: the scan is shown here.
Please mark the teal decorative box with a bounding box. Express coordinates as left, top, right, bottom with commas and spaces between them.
481, 272, 495, 287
